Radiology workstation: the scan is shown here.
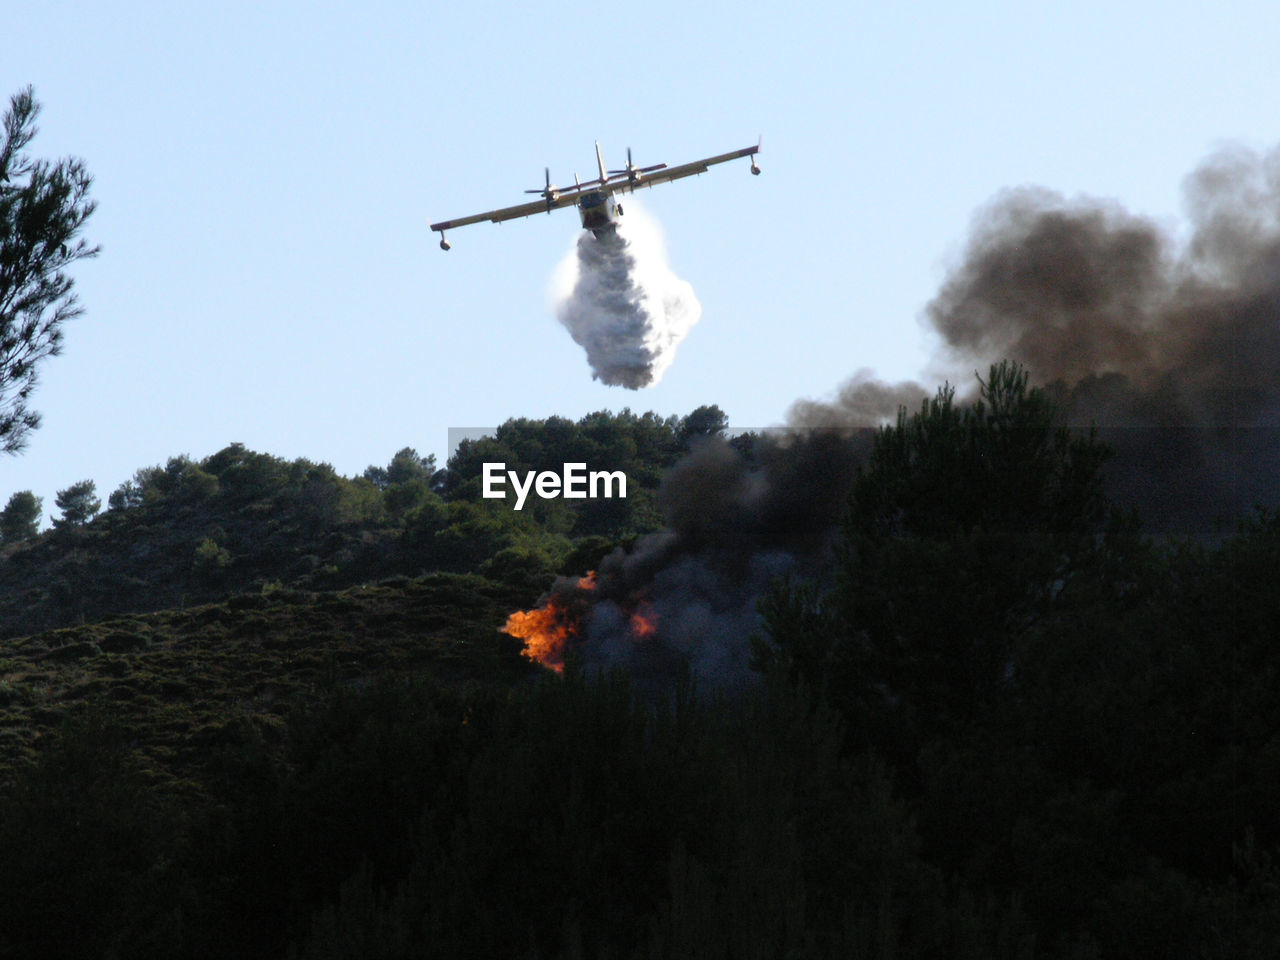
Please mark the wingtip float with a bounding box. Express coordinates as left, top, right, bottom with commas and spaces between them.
430, 138, 761, 251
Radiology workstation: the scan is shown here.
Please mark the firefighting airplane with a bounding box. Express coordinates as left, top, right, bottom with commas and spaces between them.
430, 139, 761, 250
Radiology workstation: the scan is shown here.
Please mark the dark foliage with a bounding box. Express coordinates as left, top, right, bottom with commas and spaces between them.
52, 477, 100, 528
0, 705, 185, 959
0, 86, 98, 452
0, 404, 722, 640
0, 488, 40, 543
759, 362, 1280, 957
0, 378, 1276, 956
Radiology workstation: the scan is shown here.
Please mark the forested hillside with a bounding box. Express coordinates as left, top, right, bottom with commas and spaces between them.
1, 377, 1277, 959
0, 406, 729, 639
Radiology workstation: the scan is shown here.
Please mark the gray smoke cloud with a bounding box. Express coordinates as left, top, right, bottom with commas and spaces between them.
789, 143, 1280, 534
559, 428, 872, 693
787, 369, 930, 430
925, 144, 1280, 532
538, 142, 1280, 687
550, 203, 701, 388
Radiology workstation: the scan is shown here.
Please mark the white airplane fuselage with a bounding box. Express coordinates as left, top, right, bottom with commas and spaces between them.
577, 189, 620, 237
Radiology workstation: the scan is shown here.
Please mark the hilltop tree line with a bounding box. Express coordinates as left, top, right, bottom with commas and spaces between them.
0, 406, 730, 639
0, 480, 99, 538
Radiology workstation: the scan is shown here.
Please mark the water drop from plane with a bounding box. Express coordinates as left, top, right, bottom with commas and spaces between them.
550, 203, 701, 388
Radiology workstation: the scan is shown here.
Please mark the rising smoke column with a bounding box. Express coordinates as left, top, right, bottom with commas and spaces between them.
550, 203, 701, 388
508, 429, 875, 692
924, 144, 1280, 532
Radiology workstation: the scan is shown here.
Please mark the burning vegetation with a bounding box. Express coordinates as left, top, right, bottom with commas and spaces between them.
503, 570, 670, 674
503, 572, 596, 673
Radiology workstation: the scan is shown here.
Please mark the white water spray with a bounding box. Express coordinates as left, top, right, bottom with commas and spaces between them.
549, 203, 701, 388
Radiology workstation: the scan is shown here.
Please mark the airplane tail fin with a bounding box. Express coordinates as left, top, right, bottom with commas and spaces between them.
596, 142, 607, 184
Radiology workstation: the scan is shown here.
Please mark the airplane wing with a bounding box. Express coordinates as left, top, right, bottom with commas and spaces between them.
430, 189, 584, 234
431, 139, 760, 247
608, 142, 760, 192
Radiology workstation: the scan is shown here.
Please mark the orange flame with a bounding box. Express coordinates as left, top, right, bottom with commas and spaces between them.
504, 603, 573, 673
629, 602, 658, 639
503, 571, 596, 673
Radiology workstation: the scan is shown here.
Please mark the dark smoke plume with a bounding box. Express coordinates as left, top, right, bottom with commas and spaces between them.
787, 369, 929, 430
571, 428, 872, 692
551, 204, 700, 388
927, 144, 1280, 532
537, 143, 1280, 686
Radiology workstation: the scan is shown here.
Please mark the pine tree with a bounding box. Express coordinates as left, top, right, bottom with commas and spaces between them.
53, 478, 100, 529
0, 86, 99, 453
0, 489, 41, 542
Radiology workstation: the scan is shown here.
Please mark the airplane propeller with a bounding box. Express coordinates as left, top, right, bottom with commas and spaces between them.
524, 167, 563, 212
608, 147, 666, 191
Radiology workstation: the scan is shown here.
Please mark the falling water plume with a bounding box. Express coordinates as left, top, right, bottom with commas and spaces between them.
550, 203, 701, 388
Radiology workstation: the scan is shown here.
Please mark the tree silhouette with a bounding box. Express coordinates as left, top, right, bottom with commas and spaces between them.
0, 86, 98, 453
759, 361, 1129, 749
53, 478, 100, 529
0, 489, 41, 543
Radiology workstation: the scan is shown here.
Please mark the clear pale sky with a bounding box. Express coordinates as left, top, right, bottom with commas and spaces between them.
4, 1, 1277, 520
